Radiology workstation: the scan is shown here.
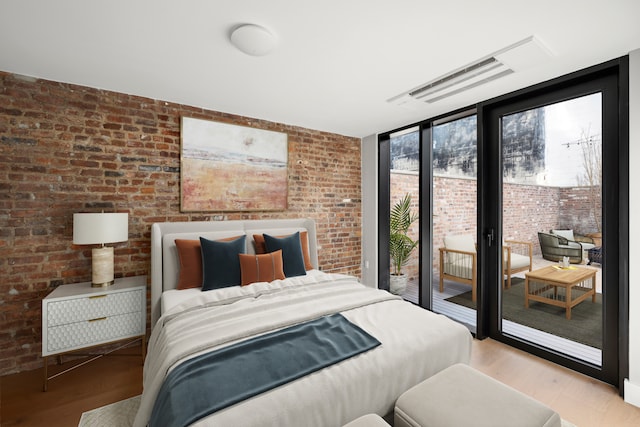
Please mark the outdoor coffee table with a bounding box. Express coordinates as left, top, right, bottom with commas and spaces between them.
524, 265, 596, 320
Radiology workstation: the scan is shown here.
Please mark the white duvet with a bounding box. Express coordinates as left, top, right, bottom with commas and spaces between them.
134, 271, 472, 427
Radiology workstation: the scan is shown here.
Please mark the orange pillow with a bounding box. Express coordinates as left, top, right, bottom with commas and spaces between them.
174, 236, 242, 289
238, 250, 286, 286
253, 231, 313, 270
174, 239, 203, 289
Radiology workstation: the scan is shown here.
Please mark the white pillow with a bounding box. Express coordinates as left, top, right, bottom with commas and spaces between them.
552, 229, 575, 241
444, 234, 476, 252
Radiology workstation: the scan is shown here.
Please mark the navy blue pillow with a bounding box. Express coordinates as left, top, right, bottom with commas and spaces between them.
263, 232, 307, 278
200, 235, 246, 290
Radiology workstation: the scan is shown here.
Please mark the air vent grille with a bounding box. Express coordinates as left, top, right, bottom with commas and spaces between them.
410, 57, 500, 97
388, 36, 552, 106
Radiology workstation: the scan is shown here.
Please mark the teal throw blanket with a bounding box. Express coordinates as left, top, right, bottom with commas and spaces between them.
149, 313, 381, 427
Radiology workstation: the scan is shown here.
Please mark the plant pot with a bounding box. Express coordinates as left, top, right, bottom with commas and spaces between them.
390, 273, 407, 295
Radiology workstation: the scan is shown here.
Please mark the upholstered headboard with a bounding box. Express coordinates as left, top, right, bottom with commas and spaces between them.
149, 218, 318, 327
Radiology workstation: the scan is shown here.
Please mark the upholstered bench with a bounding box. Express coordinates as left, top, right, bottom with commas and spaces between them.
394, 363, 561, 427
342, 413, 389, 426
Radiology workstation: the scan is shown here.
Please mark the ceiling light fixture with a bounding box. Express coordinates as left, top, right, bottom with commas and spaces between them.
230, 24, 277, 56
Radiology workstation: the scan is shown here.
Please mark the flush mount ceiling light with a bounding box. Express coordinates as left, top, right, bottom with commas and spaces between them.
230, 24, 277, 56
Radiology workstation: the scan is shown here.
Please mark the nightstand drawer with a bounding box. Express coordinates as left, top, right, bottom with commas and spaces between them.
47, 289, 143, 327
46, 311, 143, 354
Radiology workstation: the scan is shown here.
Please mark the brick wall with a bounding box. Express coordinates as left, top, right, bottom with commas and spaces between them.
557, 186, 601, 234
0, 72, 361, 375
390, 171, 600, 272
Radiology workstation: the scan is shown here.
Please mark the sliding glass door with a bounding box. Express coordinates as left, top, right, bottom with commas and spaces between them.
388, 127, 420, 301
380, 58, 628, 387
499, 93, 603, 364
431, 112, 478, 331
482, 63, 624, 385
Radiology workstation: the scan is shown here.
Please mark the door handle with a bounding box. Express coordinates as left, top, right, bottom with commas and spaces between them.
484, 228, 495, 247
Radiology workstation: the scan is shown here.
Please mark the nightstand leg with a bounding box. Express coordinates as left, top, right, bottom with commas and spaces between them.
141, 334, 146, 363
43, 356, 48, 392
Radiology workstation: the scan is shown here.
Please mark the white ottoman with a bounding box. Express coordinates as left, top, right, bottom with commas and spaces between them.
342, 413, 389, 427
395, 364, 561, 427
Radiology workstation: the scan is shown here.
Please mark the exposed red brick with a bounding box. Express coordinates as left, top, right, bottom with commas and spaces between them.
394, 171, 600, 274
0, 71, 361, 375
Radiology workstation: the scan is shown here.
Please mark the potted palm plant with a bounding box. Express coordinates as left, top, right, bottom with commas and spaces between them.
389, 193, 419, 295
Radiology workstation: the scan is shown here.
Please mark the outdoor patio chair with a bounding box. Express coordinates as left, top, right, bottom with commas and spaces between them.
538, 231, 587, 264
439, 234, 477, 302
550, 229, 596, 251
503, 239, 533, 288
439, 235, 532, 300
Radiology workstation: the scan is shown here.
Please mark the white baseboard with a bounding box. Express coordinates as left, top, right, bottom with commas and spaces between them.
624, 378, 640, 408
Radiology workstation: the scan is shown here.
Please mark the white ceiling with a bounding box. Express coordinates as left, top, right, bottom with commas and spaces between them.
1, 1, 639, 138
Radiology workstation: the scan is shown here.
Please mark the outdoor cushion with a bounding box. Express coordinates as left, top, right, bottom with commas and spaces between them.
552, 229, 575, 241
506, 252, 530, 270
444, 234, 475, 252
439, 234, 478, 301
559, 242, 582, 250
443, 234, 476, 280
552, 229, 594, 250
580, 242, 595, 251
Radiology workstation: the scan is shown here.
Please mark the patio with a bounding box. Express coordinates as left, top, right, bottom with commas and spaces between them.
401, 255, 602, 365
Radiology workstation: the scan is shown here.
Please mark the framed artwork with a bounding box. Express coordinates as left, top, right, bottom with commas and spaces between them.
180, 117, 288, 212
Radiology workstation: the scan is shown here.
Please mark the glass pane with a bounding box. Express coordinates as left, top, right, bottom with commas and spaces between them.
389, 127, 420, 302
501, 93, 602, 365
432, 114, 477, 330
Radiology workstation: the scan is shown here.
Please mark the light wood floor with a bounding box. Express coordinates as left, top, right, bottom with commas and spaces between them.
471, 339, 640, 427
2, 340, 639, 427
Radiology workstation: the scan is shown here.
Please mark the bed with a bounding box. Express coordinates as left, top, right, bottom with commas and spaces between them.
134, 218, 472, 427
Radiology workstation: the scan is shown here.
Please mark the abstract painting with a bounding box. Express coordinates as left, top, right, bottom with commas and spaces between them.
180, 117, 288, 212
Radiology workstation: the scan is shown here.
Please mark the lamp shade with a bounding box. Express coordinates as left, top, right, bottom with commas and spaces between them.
73, 213, 129, 245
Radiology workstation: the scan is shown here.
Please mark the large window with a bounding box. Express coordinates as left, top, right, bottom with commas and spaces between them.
379, 58, 628, 387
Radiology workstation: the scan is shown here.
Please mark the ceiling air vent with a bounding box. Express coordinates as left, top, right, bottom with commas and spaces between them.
388, 35, 553, 106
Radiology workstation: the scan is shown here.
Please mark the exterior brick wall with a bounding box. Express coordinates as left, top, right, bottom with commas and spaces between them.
390, 171, 600, 272
557, 186, 601, 234
0, 72, 361, 375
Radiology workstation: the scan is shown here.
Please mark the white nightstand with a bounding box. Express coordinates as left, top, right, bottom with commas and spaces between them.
42, 275, 146, 391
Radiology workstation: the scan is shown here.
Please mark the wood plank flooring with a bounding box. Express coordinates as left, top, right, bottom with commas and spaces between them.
1, 349, 142, 427
2, 334, 639, 427
471, 339, 640, 427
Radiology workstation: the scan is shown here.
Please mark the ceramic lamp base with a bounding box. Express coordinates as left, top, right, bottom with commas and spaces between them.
92, 246, 114, 287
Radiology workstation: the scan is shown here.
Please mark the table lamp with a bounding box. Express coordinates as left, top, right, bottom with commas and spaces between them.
73, 212, 129, 287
